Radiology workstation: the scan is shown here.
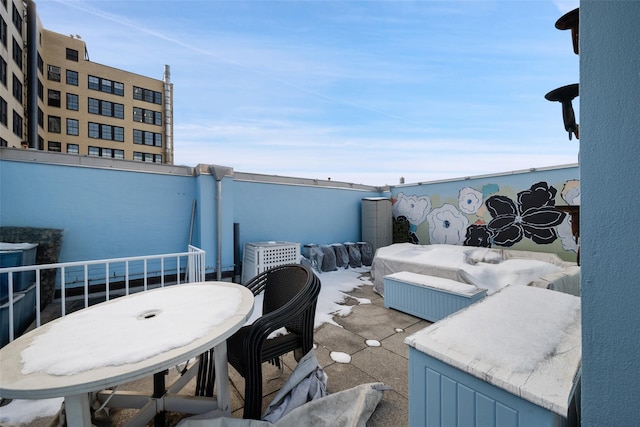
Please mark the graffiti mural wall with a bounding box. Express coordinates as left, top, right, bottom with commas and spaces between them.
390, 165, 580, 260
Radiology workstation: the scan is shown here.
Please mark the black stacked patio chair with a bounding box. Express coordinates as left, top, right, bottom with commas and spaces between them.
196, 263, 321, 420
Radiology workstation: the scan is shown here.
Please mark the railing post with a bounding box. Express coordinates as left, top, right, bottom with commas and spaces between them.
8, 274, 14, 342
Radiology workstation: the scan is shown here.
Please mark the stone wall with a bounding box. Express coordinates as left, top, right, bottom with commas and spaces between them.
1, 227, 64, 307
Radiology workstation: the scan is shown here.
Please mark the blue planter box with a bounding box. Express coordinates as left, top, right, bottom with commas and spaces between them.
384, 272, 486, 322
405, 286, 581, 427
1, 243, 38, 302
1, 293, 25, 347
408, 348, 570, 427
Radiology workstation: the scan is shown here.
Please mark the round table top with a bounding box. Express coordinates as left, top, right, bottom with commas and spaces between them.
0, 281, 254, 400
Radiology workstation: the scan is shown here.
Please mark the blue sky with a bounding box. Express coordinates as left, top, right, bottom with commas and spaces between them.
36, 0, 579, 186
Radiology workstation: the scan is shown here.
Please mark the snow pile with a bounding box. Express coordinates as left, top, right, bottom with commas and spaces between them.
0, 398, 63, 424
330, 351, 352, 364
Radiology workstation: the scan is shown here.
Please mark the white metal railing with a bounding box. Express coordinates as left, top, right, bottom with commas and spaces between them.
1, 245, 205, 345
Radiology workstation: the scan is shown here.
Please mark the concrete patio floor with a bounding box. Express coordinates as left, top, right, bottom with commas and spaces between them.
19, 279, 431, 426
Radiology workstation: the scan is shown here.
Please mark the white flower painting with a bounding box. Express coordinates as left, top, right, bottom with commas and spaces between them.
427, 204, 469, 245
458, 187, 483, 215
393, 192, 431, 225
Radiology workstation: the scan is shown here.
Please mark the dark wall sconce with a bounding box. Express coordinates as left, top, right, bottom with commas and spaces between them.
555, 8, 579, 55
545, 83, 579, 140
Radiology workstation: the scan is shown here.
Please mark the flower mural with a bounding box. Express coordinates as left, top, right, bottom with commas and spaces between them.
427, 204, 469, 245
464, 181, 566, 247
458, 187, 483, 215
392, 193, 432, 243
561, 180, 581, 205
557, 215, 579, 253
464, 222, 492, 247
393, 193, 431, 224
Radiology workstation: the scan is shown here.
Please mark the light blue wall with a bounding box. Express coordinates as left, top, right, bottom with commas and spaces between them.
580, 2, 640, 425
232, 179, 382, 251
390, 166, 580, 260
0, 155, 382, 277
0, 160, 196, 261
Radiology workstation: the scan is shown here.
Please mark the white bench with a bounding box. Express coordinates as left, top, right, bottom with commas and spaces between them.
383, 271, 487, 322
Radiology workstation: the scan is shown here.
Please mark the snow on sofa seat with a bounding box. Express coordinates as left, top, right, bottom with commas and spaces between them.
384, 271, 487, 322
371, 243, 580, 297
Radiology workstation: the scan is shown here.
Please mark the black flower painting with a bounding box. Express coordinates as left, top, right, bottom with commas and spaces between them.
464, 182, 566, 247
464, 223, 493, 247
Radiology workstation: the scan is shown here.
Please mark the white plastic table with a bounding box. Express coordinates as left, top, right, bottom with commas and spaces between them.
0, 281, 254, 426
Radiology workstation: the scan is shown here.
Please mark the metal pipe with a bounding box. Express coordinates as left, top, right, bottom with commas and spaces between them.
26, 1, 39, 149
210, 166, 233, 281
163, 65, 173, 164
216, 179, 222, 281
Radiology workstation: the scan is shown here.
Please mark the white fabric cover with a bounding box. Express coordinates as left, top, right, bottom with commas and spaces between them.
176, 383, 386, 427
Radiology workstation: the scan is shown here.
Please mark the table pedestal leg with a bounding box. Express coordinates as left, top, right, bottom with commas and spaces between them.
64, 394, 92, 425
214, 341, 231, 414
154, 370, 168, 427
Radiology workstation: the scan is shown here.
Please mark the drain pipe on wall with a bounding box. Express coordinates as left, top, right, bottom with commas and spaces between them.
210, 165, 233, 281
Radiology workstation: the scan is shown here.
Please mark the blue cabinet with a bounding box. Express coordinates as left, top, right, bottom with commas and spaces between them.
405, 286, 581, 427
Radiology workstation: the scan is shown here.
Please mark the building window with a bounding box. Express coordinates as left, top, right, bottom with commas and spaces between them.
67, 143, 79, 154
101, 101, 112, 117
37, 107, 43, 127
114, 103, 124, 119
88, 98, 99, 114
66, 70, 78, 86
88, 122, 124, 141
133, 129, 163, 147
12, 37, 22, 68
0, 96, 7, 126
133, 152, 162, 163
0, 137, 7, 147
47, 65, 61, 82
1, 16, 7, 48
87, 146, 123, 159
37, 79, 43, 100
12, 74, 22, 102
67, 93, 78, 111
0, 57, 6, 87
88, 75, 124, 96
100, 124, 112, 140
101, 79, 112, 93
66, 48, 78, 62
12, 110, 22, 137
37, 53, 43, 73
48, 116, 61, 133
88, 75, 99, 90
133, 107, 162, 125
88, 122, 99, 138
48, 141, 61, 152
66, 118, 79, 136
114, 82, 124, 96
113, 126, 124, 142
88, 97, 124, 119
47, 89, 60, 107
133, 86, 162, 105
12, 2, 21, 33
